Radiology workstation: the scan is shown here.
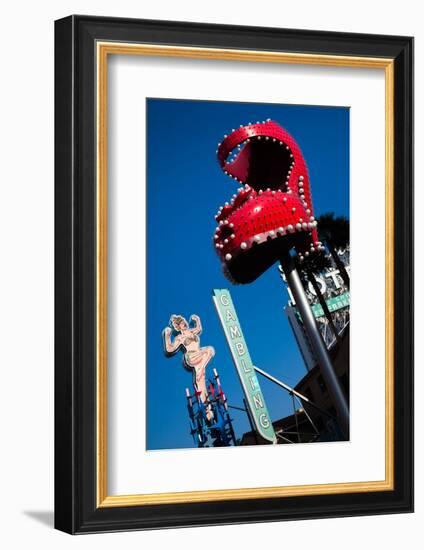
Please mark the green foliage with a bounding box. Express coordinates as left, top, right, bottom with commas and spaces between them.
317, 212, 349, 248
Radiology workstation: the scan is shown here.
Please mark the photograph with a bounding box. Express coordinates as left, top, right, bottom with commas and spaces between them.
146, 97, 350, 450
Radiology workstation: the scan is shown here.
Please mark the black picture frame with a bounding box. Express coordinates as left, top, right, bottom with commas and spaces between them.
55, 15, 413, 534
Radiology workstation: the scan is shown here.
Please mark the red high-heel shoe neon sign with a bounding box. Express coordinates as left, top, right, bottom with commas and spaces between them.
213, 120, 324, 283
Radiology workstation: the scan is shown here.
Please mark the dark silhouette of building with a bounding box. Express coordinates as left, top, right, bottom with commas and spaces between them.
240, 328, 349, 445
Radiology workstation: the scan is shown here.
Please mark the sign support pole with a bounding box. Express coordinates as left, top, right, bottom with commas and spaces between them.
280, 251, 350, 439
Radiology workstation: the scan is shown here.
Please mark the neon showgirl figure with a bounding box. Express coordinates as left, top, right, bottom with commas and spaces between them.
163, 314, 215, 420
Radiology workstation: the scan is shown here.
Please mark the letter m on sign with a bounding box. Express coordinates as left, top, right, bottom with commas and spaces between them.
230, 325, 241, 339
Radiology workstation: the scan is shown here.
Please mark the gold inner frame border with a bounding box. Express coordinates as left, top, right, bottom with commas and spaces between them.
96, 42, 394, 507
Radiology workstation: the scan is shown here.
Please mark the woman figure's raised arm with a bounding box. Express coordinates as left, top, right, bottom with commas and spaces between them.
190, 314, 202, 335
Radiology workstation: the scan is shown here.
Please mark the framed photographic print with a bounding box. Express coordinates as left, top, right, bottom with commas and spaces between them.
54, 15, 414, 533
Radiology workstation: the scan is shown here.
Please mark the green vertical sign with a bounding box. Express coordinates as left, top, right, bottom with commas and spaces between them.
212, 289, 276, 443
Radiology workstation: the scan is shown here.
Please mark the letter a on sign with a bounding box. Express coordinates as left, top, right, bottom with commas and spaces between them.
212, 289, 276, 443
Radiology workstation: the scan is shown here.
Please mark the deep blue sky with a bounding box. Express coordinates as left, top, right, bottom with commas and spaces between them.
146, 98, 349, 450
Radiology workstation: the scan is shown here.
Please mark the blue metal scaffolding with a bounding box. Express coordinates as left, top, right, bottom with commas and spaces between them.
185, 368, 236, 447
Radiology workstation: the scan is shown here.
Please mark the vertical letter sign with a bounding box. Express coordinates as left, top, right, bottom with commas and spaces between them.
213, 289, 276, 443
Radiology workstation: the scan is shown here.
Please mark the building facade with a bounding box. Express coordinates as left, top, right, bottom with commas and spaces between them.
282, 247, 350, 371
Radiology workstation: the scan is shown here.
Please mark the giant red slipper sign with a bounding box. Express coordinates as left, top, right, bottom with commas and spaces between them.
213, 120, 324, 283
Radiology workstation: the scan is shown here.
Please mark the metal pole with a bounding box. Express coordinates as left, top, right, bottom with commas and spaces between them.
275, 432, 294, 444
291, 393, 301, 443
294, 395, 320, 435
280, 251, 349, 439
253, 365, 334, 419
